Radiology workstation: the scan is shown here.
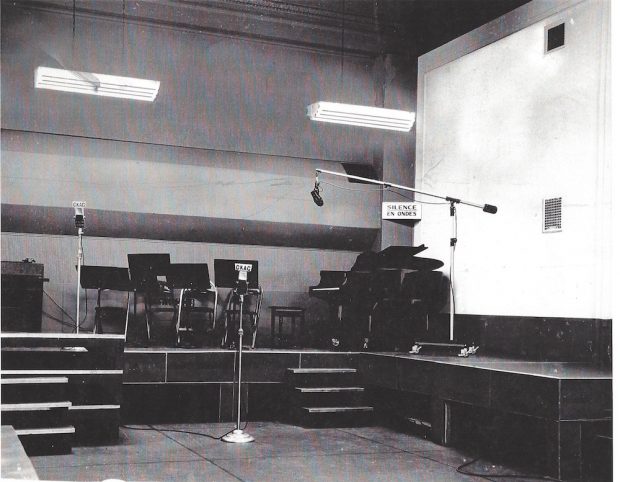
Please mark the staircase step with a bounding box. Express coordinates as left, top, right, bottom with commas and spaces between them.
1, 377, 69, 404
2, 401, 72, 411
69, 404, 121, 442
295, 387, 364, 393
14, 426, 75, 455
0, 376, 69, 384
2, 346, 88, 352
15, 426, 76, 436
296, 405, 375, 428
69, 404, 120, 411
2, 370, 122, 407
2, 401, 71, 429
2, 369, 123, 375
302, 406, 374, 413
293, 388, 366, 407
288, 368, 357, 374
1, 347, 96, 371
287, 368, 359, 387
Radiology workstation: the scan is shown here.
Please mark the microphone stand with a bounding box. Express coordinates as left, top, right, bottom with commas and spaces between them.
222, 280, 254, 443
73, 208, 85, 334
76, 226, 83, 334
314, 168, 497, 343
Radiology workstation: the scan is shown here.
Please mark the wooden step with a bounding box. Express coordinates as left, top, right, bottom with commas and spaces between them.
302, 406, 374, 413
287, 367, 359, 387
0, 376, 68, 384
293, 387, 367, 408
14, 426, 76, 436
69, 404, 121, 411
69, 404, 121, 443
295, 386, 364, 393
1, 401, 72, 411
288, 368, 357, 374
2, 346, 88, 352
2, 369, 123, 375
296, 405, 375, 428
1, 347, 95, 371
1, 377, 69, 404
2, 401, 72, 430
14, 426, 75, 455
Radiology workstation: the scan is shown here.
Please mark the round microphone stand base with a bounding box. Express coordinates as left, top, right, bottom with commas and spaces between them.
222, 429, 255, 444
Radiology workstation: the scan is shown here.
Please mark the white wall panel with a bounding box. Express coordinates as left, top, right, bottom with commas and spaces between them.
415, 0, 611, 319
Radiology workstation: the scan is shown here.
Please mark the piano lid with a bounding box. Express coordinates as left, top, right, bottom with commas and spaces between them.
379, 245, 428, 258
378, 245, 443, 271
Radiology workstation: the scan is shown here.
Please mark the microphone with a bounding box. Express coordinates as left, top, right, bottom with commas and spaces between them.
235, 267, 249, 296
72, 201, 85, 228
483, 204, 498, 214
311, 182, 324, 207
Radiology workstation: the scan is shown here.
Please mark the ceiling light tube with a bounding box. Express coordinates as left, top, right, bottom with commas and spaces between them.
307, 102, 415, 132
35, 66, 160, 102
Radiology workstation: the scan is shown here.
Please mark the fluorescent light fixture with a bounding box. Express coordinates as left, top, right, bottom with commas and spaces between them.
35, 66, 160, 102
307, 101, 415, 132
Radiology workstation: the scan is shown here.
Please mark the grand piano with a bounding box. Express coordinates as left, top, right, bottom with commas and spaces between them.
309, 245, 446, 350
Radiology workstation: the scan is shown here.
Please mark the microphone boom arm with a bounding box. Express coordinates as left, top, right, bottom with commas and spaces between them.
315, 169, 496, 213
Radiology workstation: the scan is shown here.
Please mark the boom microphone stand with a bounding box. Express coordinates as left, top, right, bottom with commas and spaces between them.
312, 168, 497, 342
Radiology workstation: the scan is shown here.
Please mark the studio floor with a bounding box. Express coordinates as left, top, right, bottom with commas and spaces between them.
30, 422, 551, 482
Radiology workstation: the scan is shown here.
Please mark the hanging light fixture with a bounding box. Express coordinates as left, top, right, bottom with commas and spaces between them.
307, 101, 415, 132
307, 2, 414, 132
35, 66, 160, 102
34, 2, 159, 102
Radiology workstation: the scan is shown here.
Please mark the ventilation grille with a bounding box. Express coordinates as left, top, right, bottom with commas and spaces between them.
545, 22, 565, 53
543, 197, 562, 233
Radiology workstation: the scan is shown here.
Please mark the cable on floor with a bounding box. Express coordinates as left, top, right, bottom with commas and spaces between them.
121, 424, 237, 440
121, 396, 250, 441
456, 456, 562, 481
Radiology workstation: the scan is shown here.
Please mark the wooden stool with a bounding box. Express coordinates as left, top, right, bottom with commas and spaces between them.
270, 306, 305, 348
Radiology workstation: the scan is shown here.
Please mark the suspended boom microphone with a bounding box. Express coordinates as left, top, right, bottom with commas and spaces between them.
483, 204, 497, 214
311, 181, 324, 207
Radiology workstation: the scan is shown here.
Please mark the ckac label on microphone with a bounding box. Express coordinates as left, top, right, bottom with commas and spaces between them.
382, 202, 421, 220
235, 263, 253, 272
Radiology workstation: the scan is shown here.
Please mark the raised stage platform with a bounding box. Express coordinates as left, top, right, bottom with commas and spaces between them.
124, 347, 611, 481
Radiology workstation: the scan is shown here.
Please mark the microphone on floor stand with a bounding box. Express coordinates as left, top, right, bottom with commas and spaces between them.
222, 265, 254, 444
72, 201, 86, 334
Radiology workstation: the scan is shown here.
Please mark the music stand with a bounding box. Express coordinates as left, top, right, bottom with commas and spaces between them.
214, 259, 258, 444
167, 263, 211, 291
127, 254, 172, 342
214, 259, 259, 289
167, 263, 216, 345
80, 266, 133, 335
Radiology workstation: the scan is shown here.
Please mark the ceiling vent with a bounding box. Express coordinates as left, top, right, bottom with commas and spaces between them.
542, 197, 562, 233
545, 22, 565, 53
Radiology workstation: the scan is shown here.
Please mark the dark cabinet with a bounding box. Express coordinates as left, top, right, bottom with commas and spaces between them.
1, 261, 46, 332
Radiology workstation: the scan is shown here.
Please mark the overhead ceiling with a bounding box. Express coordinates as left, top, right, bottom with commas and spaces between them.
6, 0, 532, 58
